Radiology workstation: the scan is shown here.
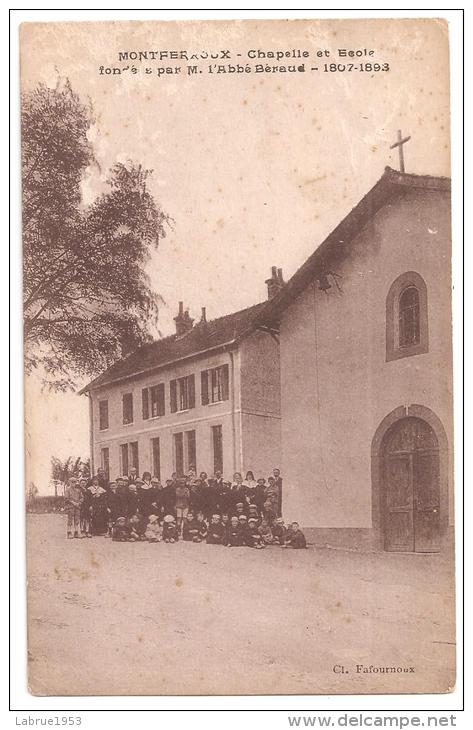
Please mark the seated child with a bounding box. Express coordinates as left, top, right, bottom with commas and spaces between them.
258, 518, 274, 545
283, 522, 307, 549
237, 514, 250, 543
112, 516, 131, 542
129, 513, 146, 541
182, 512, 202, 542
206, 514, 225, 545
221, 513, 230, 531
226, 516, 241, 547
144, 514, 162, 542
162, 514, 179, 543
196, 511, 208, 541
247, 517, 265, 549
271, 517, 286, 545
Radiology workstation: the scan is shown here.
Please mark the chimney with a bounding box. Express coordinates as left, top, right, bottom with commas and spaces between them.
200, 307, 207, 323
174, 301, 194, 337
265, 265, 285, 300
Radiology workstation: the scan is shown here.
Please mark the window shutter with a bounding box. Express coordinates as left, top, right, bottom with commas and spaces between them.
221, 364, 229, 401
188, 374, 195, 409
142, 388, 149, 420
170, 379, 177, 413
157, 383, 165, 416
201, 370, 209, 405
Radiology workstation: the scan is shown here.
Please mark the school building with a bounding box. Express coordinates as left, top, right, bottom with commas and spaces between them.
80, 270, 283, 483
257, 166, 453, 552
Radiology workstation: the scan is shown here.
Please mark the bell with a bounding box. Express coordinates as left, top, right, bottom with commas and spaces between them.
318, 273, 332, 291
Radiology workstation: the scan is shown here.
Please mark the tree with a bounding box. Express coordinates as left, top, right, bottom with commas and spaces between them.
50, 456, 90, 491
23, 80, 171, 390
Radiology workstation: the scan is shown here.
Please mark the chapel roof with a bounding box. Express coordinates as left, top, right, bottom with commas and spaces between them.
254, 166, 451, 325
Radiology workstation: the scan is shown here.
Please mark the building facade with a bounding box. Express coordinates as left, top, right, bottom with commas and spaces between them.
258, 168, 453, 552
80, 272, 283, 482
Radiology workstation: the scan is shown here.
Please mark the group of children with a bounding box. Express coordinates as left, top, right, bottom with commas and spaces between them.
63, 467, 307, 550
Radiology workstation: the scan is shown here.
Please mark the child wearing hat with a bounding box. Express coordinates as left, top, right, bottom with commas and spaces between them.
226, 516, 241, 547
234, 502, 247, 520
248, 503, 261, 524
283, 522, 307, 549
206, 514, 225, 545
112, 517, 131, 542
247, 517, 266, 549
162, 514, 179, 543
64, 477, 83, 539
182, 512, 202, 542
144, 514, 162, 542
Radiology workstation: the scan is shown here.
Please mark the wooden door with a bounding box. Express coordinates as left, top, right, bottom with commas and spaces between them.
413, 449, 440, 552
384, 453, 414, 551
382, 417, 440, 553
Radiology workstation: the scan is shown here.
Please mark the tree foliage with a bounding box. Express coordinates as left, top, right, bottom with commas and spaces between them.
23, 80, 171, 390
50, 455, 90, 484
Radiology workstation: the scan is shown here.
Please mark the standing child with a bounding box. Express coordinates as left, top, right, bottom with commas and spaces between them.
64, 477, 83, 539
106, 481, 120, 537
175, 478, 190, 533
78, 476, 92, 538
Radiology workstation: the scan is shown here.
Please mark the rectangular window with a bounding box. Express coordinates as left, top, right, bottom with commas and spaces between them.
170, 379, 177, 413
101, 448, 110, 480
99, 400, 109, 430
171, 375, 196, 412
142, 383, 165, 419
142, 388, 149, 420
122, 393, 133, 424
151, 437, 161, 480
201, 365, 229, 404
151, 383, 165, 417
174, 432, 184, 475
130, 441, 139, 473
212, 425, 223, 474
120, 444, 129, 477
186, 430, 196, 472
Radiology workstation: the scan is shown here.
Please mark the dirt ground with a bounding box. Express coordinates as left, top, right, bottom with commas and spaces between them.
26, 514, 456, 696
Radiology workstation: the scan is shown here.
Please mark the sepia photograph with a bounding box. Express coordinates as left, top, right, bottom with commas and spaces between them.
20, 16, 456, 698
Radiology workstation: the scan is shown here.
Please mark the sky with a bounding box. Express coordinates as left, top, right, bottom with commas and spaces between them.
20, 18, 450, 493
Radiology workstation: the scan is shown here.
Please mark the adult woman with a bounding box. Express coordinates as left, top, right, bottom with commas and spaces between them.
243, 470, 257, 505
87, 477, 108, 535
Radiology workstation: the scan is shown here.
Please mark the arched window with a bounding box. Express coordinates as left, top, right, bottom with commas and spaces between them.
386, 272, 428, 361
399, 286, 420, 347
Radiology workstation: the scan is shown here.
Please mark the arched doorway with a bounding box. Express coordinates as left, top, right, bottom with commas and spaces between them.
381, 417, 440, 552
